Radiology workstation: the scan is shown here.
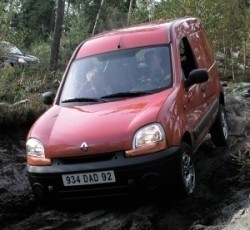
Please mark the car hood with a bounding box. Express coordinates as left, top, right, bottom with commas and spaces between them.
28, 91, 171, 158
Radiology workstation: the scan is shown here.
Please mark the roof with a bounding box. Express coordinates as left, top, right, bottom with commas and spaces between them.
76, 17, 200, 58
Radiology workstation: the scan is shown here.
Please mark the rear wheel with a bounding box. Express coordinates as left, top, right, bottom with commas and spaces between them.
176, 143, 196, 197
210, 104, 229, 146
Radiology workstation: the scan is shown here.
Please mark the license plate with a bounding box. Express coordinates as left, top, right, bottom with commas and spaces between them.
62, 170, 116, 186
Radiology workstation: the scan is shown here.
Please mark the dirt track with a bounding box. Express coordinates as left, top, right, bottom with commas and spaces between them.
0, 83, 249, 230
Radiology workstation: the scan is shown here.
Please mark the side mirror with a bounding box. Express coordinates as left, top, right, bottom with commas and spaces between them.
184, 69, 209, 89
42, 92, 55, 105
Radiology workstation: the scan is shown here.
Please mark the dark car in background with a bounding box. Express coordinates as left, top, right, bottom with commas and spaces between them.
0, 41, 39, 69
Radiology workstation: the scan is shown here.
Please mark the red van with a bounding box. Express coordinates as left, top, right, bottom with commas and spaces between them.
26, 17, 228, 201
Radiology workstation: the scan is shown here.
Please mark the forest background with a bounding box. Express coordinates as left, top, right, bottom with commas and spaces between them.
0, 0, 250, 136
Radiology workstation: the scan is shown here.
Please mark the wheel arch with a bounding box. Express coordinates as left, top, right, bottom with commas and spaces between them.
219, 92, 225, 105
181, 131, 192, 147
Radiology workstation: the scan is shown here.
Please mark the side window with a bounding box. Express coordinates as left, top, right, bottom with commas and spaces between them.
179, 37, 197, 79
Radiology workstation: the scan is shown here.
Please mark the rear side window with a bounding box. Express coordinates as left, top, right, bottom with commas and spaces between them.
179, 37, 197, 79
189, 30, 215, 68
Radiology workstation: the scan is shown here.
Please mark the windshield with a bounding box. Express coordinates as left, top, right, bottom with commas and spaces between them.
0, 41, 23, 55
60, 45, 172, 103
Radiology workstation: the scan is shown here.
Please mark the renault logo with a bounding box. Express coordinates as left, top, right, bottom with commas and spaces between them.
80, 142, 88, 152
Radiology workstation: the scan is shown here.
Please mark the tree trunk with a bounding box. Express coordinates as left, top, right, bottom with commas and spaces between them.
66, 0, 71, 17
92, 0, 105, 36
243, 38, 246, 78
222, 37, 227, 77
50, 0, 65, 72
230, 43, 235, 81
127, 0, 134, 25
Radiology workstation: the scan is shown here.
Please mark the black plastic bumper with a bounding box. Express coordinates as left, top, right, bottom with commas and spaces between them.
27, 146, 182, 201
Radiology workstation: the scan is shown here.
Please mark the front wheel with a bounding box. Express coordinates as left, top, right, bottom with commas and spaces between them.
210, 104, 229, 146
3, 62, 14, 69
176, 143, 196, 197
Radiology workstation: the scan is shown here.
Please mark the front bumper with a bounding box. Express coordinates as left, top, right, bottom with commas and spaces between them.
27, 146, 182, 201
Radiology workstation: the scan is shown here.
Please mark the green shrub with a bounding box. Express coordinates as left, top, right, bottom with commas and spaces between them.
232, 143, 250, 180
0, 49, 57, 140
0, 94, 47, 140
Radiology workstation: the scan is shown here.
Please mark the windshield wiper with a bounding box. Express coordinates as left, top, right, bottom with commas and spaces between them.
61, 97, 107, 103
62, 92, 152, 103
101, 91, 152, 99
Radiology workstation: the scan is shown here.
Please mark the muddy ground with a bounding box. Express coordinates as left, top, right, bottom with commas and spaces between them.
0, 83, 249, 230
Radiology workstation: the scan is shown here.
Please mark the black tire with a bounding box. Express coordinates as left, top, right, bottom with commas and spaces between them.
210, 104, 229, 146
176, 143, 196, 197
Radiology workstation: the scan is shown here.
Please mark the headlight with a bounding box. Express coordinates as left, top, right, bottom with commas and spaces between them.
126, 123, 167, 157
18, 57, 26, 64
26, 138, 52, 166
26, 138, 45, 157
133, 123, 165, 148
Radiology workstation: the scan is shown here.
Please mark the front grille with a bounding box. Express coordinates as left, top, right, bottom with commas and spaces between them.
58, 151, 121, 164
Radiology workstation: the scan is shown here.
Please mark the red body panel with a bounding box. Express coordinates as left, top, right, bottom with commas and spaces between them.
76, 22, 171, 58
